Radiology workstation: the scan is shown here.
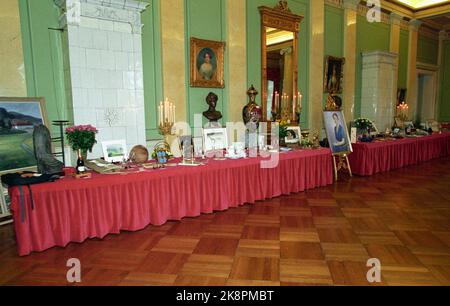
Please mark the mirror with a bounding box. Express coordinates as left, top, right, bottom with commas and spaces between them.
259, 1, 303, 122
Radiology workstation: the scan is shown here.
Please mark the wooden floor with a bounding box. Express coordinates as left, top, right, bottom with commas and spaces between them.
1, 158, 450, 286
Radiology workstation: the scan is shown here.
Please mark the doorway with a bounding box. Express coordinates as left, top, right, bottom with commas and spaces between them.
416, 69, 437, 124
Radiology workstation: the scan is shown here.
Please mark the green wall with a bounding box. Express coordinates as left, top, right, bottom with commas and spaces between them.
18, 0, 69, 135
184, 0, 228, 127
354, 15, 390, 117
324, 5, 344, 58
398, 29, 409, 89
417, 34, 439, 65
246, 0, 310, 127
323, 5, 344, 107
142, 1, 163, 140
439, 41, 450, 121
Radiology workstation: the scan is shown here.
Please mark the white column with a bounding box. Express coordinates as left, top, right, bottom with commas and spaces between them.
55, 0, 149, 158
390, 13, 403, 54
226, 0, 247, 123
436, 30, 448, 119
342, 0, 359, 123
160, 0, 187, 123
308, 0, 325, 132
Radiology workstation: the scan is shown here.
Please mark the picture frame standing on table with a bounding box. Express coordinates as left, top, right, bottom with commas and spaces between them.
102, 140, 127, 163
203, 128, 228, 152
285, 126, 302, 144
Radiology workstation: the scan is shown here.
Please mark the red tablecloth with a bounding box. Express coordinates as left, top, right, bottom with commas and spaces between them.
10, 149, 332, 256
348, 133, 450, 176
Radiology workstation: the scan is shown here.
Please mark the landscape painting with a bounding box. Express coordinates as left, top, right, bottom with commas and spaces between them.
0, 98, 47, 173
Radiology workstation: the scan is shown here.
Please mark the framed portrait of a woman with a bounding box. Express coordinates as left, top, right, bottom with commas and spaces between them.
190, 37, 225, 88
324, 56, 345, 94
323, 111, 352, 155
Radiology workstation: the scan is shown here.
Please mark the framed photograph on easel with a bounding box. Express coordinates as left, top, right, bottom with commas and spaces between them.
323, 110, 353, 180
323, 111, 352, 155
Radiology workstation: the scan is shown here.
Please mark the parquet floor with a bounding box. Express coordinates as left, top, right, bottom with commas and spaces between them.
1, 158, 450, 286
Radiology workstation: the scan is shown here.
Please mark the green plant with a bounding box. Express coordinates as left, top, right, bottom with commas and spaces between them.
277, 120, 289, 139
65, 125, 98, 152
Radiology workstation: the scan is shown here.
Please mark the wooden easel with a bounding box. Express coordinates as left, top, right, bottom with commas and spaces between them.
332, 153, 352, 181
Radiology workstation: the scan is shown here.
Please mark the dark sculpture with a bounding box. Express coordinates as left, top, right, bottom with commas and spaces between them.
33, 125, 64, 175
203, 92, 223, 123
242, 85, 262, 132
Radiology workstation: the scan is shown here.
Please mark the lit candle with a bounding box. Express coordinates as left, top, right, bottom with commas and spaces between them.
173, 105, 176, 124
275, 92, 279, 114
298, 92, 302, 109
159, 101, 163, 125
292, 95, 297, 121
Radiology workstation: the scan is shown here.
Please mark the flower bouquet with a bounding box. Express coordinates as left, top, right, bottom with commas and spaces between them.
65, 125, 98, 158
354, 118, 374, 142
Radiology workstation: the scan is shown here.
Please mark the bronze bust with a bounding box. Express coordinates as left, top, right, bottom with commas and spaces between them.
203, 92, 222, 123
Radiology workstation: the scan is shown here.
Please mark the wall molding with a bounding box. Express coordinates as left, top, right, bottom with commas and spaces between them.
54, 0, 148, 33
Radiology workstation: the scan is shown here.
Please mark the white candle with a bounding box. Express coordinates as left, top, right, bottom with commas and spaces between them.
275, 92, 279, 113
159, 102, 163, 125
299, 92, 302, 109
292, 96, 296, 121
173, 105, 176, 124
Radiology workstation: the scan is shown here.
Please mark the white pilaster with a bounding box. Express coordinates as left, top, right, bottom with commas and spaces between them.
406, 19, 422, 121
55, 0, 149, 158
342, 0, 359, 123
308, 0, 325, 131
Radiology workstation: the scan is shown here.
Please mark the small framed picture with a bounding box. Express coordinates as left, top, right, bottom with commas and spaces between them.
102, 140, 127, 163
285, 126, 302, 144
351, 127, 357, 144
179, 135, 194, 160
203, 128, 228, 152
193, 137, 204, 157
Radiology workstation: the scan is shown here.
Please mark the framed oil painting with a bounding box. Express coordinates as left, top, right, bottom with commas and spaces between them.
190, 37, 225, 88
324, 56, 345, 94
323, 111, 353, 155
0, 97, 47, 174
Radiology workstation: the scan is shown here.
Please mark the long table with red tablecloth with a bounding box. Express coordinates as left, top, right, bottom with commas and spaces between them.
10, 148, 333, 256
348, 133, 450, 176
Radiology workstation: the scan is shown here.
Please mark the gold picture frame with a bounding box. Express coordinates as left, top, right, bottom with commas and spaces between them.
190, 37, 225, 88
324, 56, 345, 94
0, 97, 48, 175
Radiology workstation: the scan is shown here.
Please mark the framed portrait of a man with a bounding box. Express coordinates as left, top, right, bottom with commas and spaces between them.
190, 37, 225, 88
324, 56, 345, 94
323, 111, 352, 155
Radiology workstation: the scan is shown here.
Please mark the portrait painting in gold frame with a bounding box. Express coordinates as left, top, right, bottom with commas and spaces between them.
190, 37, 225, 88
